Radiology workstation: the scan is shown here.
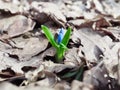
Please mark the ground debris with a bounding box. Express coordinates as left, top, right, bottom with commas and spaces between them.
0, 0, 120, 90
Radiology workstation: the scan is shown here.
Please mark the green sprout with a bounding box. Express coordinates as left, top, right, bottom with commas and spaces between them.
41, 25, 71, 63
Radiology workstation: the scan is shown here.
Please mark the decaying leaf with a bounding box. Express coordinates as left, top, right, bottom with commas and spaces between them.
103, 42, 120, 79
30, 1, 66, 27
83, 61, 117, 90
72, 28, 107, 64
92, 17, 111, 30
68, 19, 93, 28
32, 71, 58, 87
0, 0, 120, 90
0, 15, 35, 39
64, 47, 82, 66
41, 61, 75, 73
10, 36, 48, 61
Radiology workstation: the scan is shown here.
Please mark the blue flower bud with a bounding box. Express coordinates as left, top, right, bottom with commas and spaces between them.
57, 28, 64, 44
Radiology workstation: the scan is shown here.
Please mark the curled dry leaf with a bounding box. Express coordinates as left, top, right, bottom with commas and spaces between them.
0, 15, 35, 39
41, 47, 56, 60
41, 61, 74, 73
10, 37, 48, 61
103, 42, 120, 79
68, 17, 111, 29
92, 17, 111, 30
33, 71, 58, 87
83, 61, 117, 90
30, 2, 66, 27
91, 0, 120, 18
0, 48, 42, 75
72, 28, 108, 64
71, 27, 119, 70
25, 65, 45, 83
68, 19, 94, 28
0, 36, 48, 74
25, 65, 58, 87
0, 50, 20, 72
64, 47, 82, 66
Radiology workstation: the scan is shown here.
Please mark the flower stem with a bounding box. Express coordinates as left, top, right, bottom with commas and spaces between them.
55, 47, 65, 63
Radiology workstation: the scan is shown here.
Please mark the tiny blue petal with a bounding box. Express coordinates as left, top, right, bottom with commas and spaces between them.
57, 28, 64, 44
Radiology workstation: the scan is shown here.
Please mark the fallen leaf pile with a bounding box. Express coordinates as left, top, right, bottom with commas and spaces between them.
0, 0, 120, 90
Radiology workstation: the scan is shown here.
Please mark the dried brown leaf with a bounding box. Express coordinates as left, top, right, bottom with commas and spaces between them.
83, 61, 115, 90
30, 2, 66, 27
0, 15, 35, 39
72, 28, 108, 64
64, 47, 82, 66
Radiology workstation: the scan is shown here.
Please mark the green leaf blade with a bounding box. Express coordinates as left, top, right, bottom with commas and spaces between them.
61, 27, 71, 46
41, 25, 58, 48
61, 71, 78, 78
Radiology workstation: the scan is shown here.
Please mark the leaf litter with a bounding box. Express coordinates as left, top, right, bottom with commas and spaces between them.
0, 0, 120, 90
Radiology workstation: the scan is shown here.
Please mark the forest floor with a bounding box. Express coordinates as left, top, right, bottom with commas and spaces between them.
0, 0, 120, 90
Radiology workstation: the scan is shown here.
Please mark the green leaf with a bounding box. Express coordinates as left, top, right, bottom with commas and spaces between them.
75, 66, 84, 81
61, 71, 78, 78
55, 47, 64, 62
61, 27, 71, 46
41, 25, 58, 48
55, 43, 67, 63
60, 43, 68, 50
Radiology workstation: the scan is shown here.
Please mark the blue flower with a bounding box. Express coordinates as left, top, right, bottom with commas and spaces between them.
57, 28, 65, 44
